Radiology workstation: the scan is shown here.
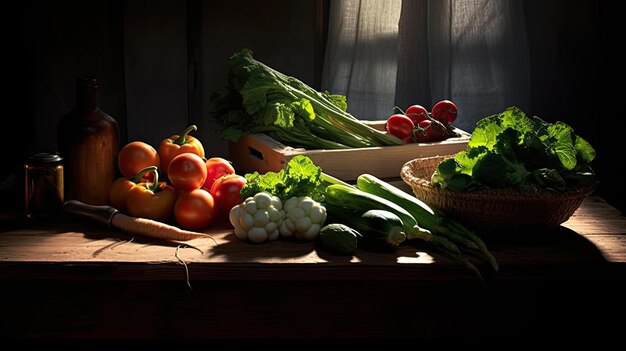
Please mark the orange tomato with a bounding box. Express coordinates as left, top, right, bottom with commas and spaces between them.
174, 188, 216, 230
167, 153, 207, 191
201, 157, 236, 191
118, 141, 160, 178
210, 174, 246, 221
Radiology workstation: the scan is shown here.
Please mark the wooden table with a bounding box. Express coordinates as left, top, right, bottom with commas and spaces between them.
1, 196, 625, 341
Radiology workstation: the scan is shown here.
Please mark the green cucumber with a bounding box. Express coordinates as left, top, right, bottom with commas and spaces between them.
356, 210, 406, 247
325, 203, 406, 247
356, 173, 498, 271
356, 173, 442, 231
319, 223, 361, 255
324, 184, 432, 241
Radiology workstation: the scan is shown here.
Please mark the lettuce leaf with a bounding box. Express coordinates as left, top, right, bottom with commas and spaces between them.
240, 155, 324, 202
434, 106, 597, 191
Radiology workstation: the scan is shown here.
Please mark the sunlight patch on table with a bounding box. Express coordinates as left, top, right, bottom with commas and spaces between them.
397, 251, 434, 264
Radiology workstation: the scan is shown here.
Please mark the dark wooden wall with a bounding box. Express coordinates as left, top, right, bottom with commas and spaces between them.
2, 0, 326, 210
524, 0, 624, 213
1, 0, 622, 213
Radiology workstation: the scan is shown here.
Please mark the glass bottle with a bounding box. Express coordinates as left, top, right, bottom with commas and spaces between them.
57, 77, 119, 205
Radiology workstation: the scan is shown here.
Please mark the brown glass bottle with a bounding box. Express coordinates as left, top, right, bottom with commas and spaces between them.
57, 77, 119, 205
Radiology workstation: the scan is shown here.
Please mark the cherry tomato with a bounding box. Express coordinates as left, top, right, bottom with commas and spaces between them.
159, 125, 205, 173
167, 153, 207, 191
431, 100, 458, 125
405, 105, 430, 124
414, 120, 447, 143
210, 174, 247, 221
117, 141, 160, 178
174, 188, 216, 230
201, 157, 236, 191
385, 114, 415, 140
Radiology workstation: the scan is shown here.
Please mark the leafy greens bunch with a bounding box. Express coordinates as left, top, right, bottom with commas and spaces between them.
208, 49, 403, 150
240, 155, 334, 203
432, 106, 597, 192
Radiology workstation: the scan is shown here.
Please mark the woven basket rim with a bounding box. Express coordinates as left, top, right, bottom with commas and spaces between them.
401, 155, 596, 202
400, 155, 595, 230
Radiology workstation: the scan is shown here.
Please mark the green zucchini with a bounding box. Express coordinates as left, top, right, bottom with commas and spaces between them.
355, 209, 406, 247
325, 203, 406, 247
324, 184, 432, 241
356, 174, 442, 231
356, 173, 498, 271
319, 223, 361, 255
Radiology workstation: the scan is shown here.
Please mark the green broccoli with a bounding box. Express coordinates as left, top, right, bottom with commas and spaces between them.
431, 158, 478, 191
472, 152, 530, 188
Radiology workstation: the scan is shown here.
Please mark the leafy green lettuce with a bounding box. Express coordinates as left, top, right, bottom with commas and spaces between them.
432, 107, 597, 192
240, 155, 325, 202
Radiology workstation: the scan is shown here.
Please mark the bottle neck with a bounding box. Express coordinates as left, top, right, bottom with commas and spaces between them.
76, 77, 98, 112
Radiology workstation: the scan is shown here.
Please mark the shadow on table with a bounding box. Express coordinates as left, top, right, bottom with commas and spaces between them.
477, 224, 609, 266
207, 232, 318, 261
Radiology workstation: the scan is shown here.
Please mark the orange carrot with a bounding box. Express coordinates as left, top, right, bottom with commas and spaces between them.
111, 213, 216, 243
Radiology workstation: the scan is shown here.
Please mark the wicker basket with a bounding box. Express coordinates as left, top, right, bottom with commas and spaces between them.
400, 155, 595, 231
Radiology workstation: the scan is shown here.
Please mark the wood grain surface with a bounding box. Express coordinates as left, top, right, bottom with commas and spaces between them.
1, 195, 624, 341
1, 196, 624, 283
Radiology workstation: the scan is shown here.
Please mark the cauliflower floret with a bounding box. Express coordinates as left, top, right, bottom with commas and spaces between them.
229, 192, 285, 243
279, 196, 327, 240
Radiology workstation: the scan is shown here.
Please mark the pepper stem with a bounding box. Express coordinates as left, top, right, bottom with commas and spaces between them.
174, 125, 198, 145
144, 168, 161, 192
130, 166, 158, 183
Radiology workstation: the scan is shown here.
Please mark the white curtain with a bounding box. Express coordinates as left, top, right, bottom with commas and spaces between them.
322, 0, 531, 131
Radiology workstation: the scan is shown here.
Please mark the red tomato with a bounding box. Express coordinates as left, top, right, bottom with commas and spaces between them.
431, 100, 458, 125
385, 114, 415, 140
201, 157, 236, 191
117, 141, 160, 178
210, 174, 247, 221
405, 105, 430, 124
414, 120, 447, 143
167, 153, 207, 191
174, 188, 216, 230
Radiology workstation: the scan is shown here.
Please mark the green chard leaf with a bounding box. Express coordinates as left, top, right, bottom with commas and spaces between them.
454, 146, 488, 175
468, 106, 533, 149
574, 135, 596, 163
546, 122, 577, 170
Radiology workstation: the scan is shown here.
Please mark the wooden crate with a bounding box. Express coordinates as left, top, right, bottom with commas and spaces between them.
228, 121, 470, 181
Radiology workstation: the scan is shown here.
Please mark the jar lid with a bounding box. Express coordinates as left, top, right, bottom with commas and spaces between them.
28, 152, 63, 164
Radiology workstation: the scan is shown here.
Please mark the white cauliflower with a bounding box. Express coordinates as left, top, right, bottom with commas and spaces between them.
229, 192, 285, 243
279, 196, 327, 240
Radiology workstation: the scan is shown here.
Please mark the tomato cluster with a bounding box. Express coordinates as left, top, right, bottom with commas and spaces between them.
385, 100, 458, 144
109, 125, 246, 230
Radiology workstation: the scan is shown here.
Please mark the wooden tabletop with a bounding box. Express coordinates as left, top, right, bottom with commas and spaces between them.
1, 195, 624, 283
1, 195, 625, 340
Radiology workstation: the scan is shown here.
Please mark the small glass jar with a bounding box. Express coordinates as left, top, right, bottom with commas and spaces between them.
24, 152, 64, 220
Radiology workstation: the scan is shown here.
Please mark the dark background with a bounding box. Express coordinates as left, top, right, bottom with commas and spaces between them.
1, 0, 623, 214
